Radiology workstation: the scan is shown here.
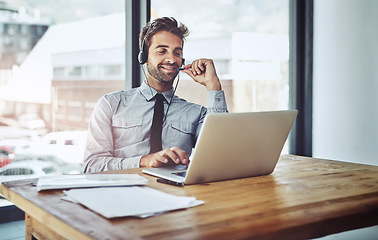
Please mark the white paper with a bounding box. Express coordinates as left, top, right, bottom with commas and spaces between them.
63, 186, 204, 218
37, 174, 148, 191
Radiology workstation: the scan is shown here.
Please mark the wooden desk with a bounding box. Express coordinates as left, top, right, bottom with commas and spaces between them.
1, 155, 378, 240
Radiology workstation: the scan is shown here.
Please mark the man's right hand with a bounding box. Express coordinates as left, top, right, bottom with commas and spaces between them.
140, 147, 189, 167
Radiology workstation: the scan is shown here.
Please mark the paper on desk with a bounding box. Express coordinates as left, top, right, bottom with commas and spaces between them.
37, 174, 148, 191
63, 186, 204, 218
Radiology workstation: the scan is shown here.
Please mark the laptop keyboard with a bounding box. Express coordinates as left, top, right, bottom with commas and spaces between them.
172, 171, 187, 177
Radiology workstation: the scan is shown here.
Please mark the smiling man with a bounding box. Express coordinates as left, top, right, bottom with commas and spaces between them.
83, 17, 228, 173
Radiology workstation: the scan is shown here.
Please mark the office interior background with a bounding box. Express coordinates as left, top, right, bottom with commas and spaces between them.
0, 0, 377, 238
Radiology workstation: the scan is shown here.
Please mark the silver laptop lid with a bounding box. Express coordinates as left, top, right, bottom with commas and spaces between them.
184, 110, 298, 184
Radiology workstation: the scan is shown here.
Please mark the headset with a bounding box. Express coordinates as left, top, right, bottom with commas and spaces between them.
138, 20, 185, 67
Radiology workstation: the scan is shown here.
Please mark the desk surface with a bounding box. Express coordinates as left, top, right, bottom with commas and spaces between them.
1, 155, 378, 240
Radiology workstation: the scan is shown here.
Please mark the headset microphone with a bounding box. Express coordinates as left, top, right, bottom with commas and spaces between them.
178, 58, 185, 70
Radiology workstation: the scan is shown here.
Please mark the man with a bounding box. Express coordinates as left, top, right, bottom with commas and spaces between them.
83, 17, 227, 173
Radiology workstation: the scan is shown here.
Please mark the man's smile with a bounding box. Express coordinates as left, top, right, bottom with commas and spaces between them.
160, 64, 179, 72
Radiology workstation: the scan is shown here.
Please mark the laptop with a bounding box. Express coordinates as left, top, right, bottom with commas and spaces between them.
142, 110, 298, 185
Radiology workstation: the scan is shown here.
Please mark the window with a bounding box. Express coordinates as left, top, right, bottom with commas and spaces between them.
43, 167, 55, 174
67, 101, 82, 121
85, 102, 96, 121
53, 67, 65, 78
68, 66, 82, 77
65, 140, 76, 146
56, 100, 66, 120
1, 168, 33, 176
0, 1, 125, 192
150, 0, 290, 153
84, 66, 97, 78
151, 0, 289, 113
104, 64, 122, 76
20, 25, 29, 35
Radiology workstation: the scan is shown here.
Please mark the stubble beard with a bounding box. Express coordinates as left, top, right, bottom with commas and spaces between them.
146, 62, 179, 84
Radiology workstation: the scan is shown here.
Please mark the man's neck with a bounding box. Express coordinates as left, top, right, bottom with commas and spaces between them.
145, 79, 173, 93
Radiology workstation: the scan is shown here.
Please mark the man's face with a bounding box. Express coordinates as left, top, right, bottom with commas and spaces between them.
146, 31, 183, 86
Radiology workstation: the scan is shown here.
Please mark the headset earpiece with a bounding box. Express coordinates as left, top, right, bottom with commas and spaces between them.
139, 21, 156, 65
181, 58, 185, 67
138, 51, 147, 64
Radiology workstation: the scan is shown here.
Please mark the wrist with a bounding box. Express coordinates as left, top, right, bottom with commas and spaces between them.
205, 78, 222, 91
140, 155, 148, 167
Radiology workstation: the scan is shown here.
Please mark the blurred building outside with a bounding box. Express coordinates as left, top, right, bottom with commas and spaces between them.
0, 1, 50, 86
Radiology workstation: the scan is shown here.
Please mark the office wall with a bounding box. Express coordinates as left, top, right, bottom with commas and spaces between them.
313, 0, 378, 166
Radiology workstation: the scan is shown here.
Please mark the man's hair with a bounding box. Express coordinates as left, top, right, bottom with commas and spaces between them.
139, 17, 189, 52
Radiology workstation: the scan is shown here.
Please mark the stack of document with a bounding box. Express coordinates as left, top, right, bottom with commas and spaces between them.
37, 174, 148, 191
63, 186, 204, 218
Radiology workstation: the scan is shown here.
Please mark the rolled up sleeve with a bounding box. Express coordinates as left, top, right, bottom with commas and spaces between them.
206, 90, 228, 113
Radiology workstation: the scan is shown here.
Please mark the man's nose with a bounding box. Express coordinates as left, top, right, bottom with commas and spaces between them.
165, 52, 176, 64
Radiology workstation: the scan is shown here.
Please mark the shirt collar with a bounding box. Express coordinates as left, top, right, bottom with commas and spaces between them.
139, 81, 174, 104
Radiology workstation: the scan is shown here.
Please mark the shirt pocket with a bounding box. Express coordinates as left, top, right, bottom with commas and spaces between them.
112, 117, 143, 148
168, 121, 196, 151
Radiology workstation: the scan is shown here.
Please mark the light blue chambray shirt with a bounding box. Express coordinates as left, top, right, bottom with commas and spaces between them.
83, 82, 228, 173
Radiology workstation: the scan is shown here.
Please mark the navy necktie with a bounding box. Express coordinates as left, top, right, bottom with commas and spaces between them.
150, 94, 165, 154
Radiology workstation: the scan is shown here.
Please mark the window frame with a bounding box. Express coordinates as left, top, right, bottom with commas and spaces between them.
288, 0, 313, 156
125, 0, 150, 89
